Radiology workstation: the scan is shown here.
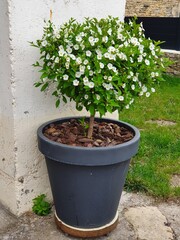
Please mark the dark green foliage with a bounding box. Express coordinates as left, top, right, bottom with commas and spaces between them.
32, 194, 51, 216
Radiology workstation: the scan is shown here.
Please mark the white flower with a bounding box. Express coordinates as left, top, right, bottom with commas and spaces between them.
76, 57, 82, 65
55, 57, 59, 63
66, 47, 72, 54
89, 70, 94, 76
70, 54, 76, 60
103, 83, 113, 90
133, 76, 138, 82
151, 87, 155, 92
109, 54, 116, 60
155, 72, 159, 76
130, 71, 134, 77
97, 54, 102, 60
74, 44, 79, 50
63, 74, 69, 81
83, 59, 89, 65
81, 44, 85, 50
97, 27, 102, 35
88, 36, 94, 43
80, 65, 85, 73
87, 65, 91, 70
102, 36, 108, 43
124, 41, 128, 47
151, 72, 155, 78
84, 95, 88, 99
66, 57, 70, 62
130, 57, 134, 63
138, 55, 143, 63
94, 38, 99, 43
108, 46, 115, 53
104, 52, 110, 58
118, 33, 125, 41
107, 28, 112, 35
100, 62, 104, 69
146, 92, 150, 97
139, 91, 143, 96
138, 81, 142, 87
142, 85, 147, 92
86, 51, 92, 57
41, 40, 47, 46
151, 50, 155, 56
65, 63, 69, 69
88, 81, 94, 88
80, 32, 85, 37
118, 52, 127, 60
107, 63, 113, 69
76, 35, 82, 42
75, 72, 81, 78
139, 45, 144, 53
58, 49, 65, 56
149, 43, 155, 50
83, 77, 89, 86
46, 54, 50, 60
129, 98, 134, 104
112, 67, 117, 73
122, 83, 126, 88
118, 96, 124, 101
125, 105, 130, 109
96, 94, 100, 100
73, 79, 79, 86
83, 76, 88, 81
96, 49, 102, 55
59, 45, 64, 50
130, 37, 139, 46
131, 84, 135, 90
145, 59, 150, 65
108, 76, 112, 81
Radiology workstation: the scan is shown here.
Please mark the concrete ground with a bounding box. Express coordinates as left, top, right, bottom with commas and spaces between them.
0, 192, 179, 240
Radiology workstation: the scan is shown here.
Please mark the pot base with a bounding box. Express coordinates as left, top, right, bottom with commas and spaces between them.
54, 211, 119, 238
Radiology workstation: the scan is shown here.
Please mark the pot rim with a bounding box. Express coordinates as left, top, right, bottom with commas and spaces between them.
37, 116, 140, 151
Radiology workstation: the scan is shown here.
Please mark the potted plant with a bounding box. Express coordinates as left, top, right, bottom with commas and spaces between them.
31, 16, 170, 238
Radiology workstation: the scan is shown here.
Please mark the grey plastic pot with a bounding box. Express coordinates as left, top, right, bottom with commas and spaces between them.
37, 117, 140, 238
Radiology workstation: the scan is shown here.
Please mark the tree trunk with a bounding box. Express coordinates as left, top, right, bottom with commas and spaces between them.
87, 115, 94, 139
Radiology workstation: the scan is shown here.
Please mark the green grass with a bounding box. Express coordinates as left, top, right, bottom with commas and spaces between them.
120, 75, 180, 199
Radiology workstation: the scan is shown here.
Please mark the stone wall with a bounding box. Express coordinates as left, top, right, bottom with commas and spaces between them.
125, 1, 180, 77
125, 0, 180, 17
163, 51, 180, 76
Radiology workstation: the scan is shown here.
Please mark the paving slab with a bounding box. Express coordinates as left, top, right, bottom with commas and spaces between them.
0, 203, 17, 233
125, 206, 174, 240
0, 192, 179, 240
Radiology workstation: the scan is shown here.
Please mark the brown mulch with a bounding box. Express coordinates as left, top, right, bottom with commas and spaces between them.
43, 119, 134, 148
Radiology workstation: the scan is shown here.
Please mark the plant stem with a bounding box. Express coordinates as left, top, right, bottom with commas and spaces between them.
87, 115, 94, 139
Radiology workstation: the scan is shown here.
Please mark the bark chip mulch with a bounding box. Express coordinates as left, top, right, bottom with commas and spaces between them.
43, 119, 134, 147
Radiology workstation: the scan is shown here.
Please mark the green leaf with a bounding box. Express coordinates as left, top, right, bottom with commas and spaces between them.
40, 72, 48, 79
56, 99, 60, 108
97, 105, 106, 116
89, 105, 95, 116
62, 96, 67, 103
32, 194, 51, 216
34, 82, 42, 87
41, 82, 49, 91
52, 91, 58, 97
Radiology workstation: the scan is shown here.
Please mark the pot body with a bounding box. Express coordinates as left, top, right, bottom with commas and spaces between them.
37, 117, 140, 234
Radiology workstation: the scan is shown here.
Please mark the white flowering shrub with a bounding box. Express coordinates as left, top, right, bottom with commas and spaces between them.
31, 16, 170, 137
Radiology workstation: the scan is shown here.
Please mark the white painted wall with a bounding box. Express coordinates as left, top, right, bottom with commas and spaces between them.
0, 0, 126, 215
0, 0, 17, 213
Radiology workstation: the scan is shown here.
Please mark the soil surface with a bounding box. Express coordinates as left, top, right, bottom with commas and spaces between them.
43, 119, 134, 147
